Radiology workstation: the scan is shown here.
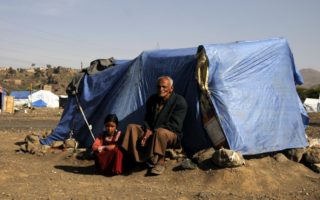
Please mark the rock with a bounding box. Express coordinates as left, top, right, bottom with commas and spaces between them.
165, 149, 178, 159
165, 148, 185, 159
51, 141, 64, 148
64, 138, 78, 149
195, 192, 215, 200
308, 138, 320, 148
24, 134, 40, 144
179, 158, 197, 170
309, 163, 320, 173
273, 153, 288, 162
304, 146, 320, 164
284, 148, 305, 162
192, 148, 215, 164
211, 148, 245, 168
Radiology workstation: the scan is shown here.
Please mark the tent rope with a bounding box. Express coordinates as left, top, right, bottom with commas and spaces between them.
75, 94, 95, 141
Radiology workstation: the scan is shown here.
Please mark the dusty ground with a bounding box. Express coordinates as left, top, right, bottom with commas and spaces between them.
0, 108, 320, 200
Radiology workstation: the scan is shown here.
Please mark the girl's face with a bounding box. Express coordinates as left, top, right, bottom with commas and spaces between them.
105, 121, 117, 134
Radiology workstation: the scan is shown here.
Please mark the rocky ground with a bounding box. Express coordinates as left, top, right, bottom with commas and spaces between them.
0, 108, 320, 200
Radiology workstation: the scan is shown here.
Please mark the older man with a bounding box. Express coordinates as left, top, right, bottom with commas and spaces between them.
121, 76, 188, 175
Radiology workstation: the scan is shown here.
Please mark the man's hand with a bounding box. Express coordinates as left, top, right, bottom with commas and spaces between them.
141, 129, 153, 147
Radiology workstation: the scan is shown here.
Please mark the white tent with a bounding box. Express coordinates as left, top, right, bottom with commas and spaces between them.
28, 90, 59, 108
304, 98, 320, 112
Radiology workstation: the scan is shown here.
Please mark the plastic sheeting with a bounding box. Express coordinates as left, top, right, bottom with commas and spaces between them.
202, 38, 307, 154
10, 91, 31, 99
0, 89, 6, 112
32, 99, 47, 107
40, 37, 308, 155
29, 90, 59, 108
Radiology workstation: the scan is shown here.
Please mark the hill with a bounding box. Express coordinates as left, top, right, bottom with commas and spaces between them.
300, 68, 320, 88
0, 67, 79, 95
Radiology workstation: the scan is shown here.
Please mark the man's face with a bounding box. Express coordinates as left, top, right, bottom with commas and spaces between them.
157, 78, 173, 100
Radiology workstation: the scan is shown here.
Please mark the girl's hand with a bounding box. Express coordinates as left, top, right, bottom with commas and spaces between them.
98, 146, 105, 152
105, 144, 116, 151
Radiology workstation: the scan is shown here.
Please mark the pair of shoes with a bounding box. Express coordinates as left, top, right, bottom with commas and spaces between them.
150, 164, 165, 175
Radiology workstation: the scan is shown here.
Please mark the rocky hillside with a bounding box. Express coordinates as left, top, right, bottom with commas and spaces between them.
0, 67, 79, 95
300, 68, 320, 88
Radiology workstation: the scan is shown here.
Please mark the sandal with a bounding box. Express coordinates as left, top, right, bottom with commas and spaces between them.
150, 163, 165, 175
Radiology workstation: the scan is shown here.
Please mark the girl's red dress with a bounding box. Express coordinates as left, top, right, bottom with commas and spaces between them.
92, 131, 123, 175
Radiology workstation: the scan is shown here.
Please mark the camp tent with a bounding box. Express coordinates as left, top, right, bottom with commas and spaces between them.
10, 90, 31, 107
40, 38, 308, 155
28, 90, 59, 108
304, 98, 320, 112
0, 86, 6, 112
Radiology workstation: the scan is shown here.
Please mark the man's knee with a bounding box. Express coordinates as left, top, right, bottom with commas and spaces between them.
127, 123, 138, 130
154, 128, 168, 137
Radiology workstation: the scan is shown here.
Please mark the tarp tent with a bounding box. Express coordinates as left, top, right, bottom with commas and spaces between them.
40, 38, 308, 155
29, 90, 59, 108
304, 98, 320, 112
0, 86, 6, 112
10, 90, 31, 106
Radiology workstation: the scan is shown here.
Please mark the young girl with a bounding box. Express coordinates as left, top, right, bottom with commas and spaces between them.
92, 114, 123, 175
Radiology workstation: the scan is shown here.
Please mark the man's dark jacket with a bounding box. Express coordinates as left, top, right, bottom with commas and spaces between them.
143, 93, 188, 142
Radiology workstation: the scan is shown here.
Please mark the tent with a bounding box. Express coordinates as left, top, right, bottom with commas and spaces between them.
28, 90, 59, 108
0, 86, 6, 112
10, 90, 31, 107
304, 98, 320, 112
40, 37, 308, 155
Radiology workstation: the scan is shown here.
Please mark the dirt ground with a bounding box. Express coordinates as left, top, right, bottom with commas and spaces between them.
0, 108, 320, 200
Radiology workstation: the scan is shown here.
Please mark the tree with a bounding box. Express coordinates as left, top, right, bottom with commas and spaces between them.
34, 68, 42, 78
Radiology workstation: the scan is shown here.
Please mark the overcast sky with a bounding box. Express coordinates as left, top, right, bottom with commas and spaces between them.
0, 0, 319, 70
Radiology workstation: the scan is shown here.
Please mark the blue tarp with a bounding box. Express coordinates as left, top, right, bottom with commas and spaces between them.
32, 99, 47, 107
40, 37, 308, 155
1, 89, 6, 112
10, 91, 31, 99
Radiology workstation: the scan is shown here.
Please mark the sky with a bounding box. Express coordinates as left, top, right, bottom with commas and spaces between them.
0, 0, 319, 70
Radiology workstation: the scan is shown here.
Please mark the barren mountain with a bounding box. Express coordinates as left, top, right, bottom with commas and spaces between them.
300, 68, 320, 88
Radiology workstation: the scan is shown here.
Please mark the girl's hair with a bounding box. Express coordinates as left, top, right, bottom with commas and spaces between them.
104, 114, 118, 126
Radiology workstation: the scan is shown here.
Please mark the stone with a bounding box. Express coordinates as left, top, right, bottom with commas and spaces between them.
165, 148, 185, 159
304, 146, 320, 164
211, 148, 245, 168
64, 138, 78, 149
284, 148, 306, 162
51, 141, 64, 148
24, 134, 40, 144
308, 138, 320, 148
192, 147, 215, 164
179, 158, 197, 170
274, 153, 288, 162
309, 163, 320, 173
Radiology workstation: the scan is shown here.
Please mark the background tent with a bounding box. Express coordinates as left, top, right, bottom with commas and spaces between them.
29, 90, 59, 108
304, 98, 320, 112
40, 37, 308, 155
10, 91, 31, 107
0, 86, 6, 112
